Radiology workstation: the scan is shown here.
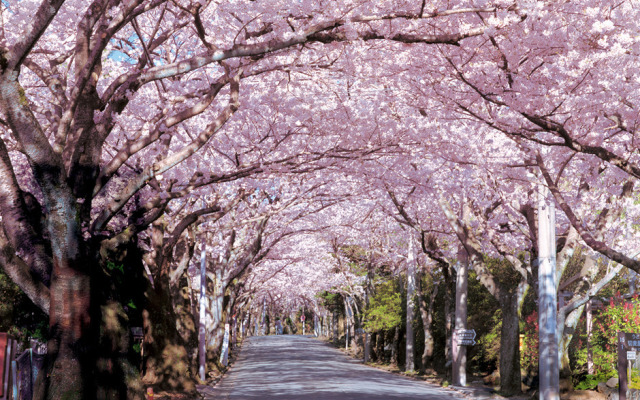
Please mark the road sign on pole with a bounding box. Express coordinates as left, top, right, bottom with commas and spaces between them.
454, 329, 476, 346
454, 329, 476, 340
618, 332, 640, 400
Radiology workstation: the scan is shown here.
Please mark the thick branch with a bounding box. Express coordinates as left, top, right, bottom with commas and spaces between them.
438, 196, 502, 298
135, 12, 491, 84
524, 114, 640, 179
3, 0, 66, 71
164, 205, 222, 253
536, 153, 640, 273
94, 78, 227, 196
0, 139, 52, 284
169, 230, 195, 287
0, 228, 50, 314
0, 73, 66, 190
560, 261, 623, 316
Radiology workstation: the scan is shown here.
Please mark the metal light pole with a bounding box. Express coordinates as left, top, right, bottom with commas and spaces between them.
538, 184, 559, 400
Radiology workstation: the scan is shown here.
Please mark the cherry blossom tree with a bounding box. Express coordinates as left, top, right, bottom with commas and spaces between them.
431, 0, 640, 271
0, 0, 520, 396
7, 0, 640, 397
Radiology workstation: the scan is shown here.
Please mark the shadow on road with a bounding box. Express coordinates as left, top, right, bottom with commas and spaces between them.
200, 335, 462, 400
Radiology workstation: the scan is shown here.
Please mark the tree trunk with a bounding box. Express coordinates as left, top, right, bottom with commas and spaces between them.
33, 237, 146, 400
498, 291, 521, 395
231, 314, 238, 348
417, 273, 437, 372
332, 311, 339, 342
206, 270, 224, 347
208, 291, 231, 361
35, 266, 94, 400
364, 331, 372, 363
254, 313, 260, 336
559, 304, 584, 387
391, 326, 400, 366
586, 299, 594, 375
142, 279, 196, 392
345, 298, 357, 350
172, 275, 197, 379
375, 331, 385, 363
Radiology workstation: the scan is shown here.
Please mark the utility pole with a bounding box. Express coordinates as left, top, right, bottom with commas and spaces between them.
406, 237, 416, 372
452, 248, 469, 387
538, 184, 559, 400
198, 241, 207, 382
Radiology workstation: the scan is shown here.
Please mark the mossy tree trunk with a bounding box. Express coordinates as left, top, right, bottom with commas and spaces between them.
417, 272, 437, 373
141, 218, 203, 393
498, 290, 521, 396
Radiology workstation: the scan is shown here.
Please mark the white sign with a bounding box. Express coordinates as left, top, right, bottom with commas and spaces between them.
628, 351, 637, 360
455, 329, 476, 340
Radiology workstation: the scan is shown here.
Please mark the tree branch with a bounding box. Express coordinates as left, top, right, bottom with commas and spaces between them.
91, 69, 242, 232
0, 228, 50, 314
536, 152, 640, 273
3, 0, 66, 71
0, 138, 52, 285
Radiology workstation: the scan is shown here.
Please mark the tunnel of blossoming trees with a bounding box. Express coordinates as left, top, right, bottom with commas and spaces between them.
0, 0, 639, 399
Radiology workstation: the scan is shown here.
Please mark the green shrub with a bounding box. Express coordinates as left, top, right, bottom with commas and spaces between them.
0, 269, 48, 345
574, 371, 613, 390
574, 293, 640, 386
363, 280, 401, 332
521, 311, 538, 373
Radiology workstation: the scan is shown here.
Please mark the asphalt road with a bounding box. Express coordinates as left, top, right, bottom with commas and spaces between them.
198, 335, 465, 400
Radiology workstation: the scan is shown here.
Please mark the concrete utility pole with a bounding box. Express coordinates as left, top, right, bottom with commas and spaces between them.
538, 184, 559, 400
452, 249, 469, 387
198, 243, 207, 382
406, 238, 416, 372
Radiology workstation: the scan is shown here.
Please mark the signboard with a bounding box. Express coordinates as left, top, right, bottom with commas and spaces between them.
618, 332, 640, 400
454, 329, 476, 340
623, 333, 640, 350
455, 329, 476, 346
301, 315, 306, 322
130, 327, 143, 339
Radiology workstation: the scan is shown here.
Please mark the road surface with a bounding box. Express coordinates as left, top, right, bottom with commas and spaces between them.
199, 335, 465, 400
